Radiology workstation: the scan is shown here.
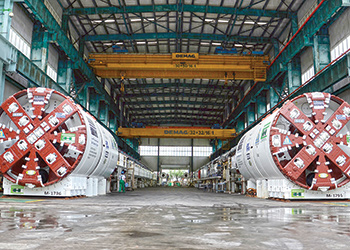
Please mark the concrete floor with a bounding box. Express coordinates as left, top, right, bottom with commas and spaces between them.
0, 187, 350, 250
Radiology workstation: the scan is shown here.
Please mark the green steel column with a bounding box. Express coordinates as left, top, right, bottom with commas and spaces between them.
269, 86, 279, 109
247, 103, 256, 126
287, 56, 301, 93
57, 56, 72, 92
291, 15, 299, 35
256, 90, 267, 118
78, 84, 88, 108
236, 114, 245, 133
88, 88, 100, 117
313, 27, 331, 73
109, 111, 117, 132
61, 14, 69, 35
210, 139, 215, 152
31, 20, 49, 71
78, 38, 85, 57
126, 138, 139, 153
98, 100, 108, 126
0, 61, 4, 103
273, 40, 280, 59
0, 0, 14, 39
134, 139, 139, 153
217, 139, 222, 149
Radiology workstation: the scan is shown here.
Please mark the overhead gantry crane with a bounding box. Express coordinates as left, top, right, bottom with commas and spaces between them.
117, 127, 236, 140
88, 53, 269, 81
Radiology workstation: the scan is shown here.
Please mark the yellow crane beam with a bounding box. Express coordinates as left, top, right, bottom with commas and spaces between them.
88, 53, 269, 81
117, 127, 236, 140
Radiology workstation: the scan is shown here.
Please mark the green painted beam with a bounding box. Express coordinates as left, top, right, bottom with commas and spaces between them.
287, 55, 301, 93
57, 57, 73, 92
290, 54, 350, 98
269, 86, 279, 109
136, 117, 220, 122
247, 103, 255, 126
16, 51, 139, 158
63, 4, 294, 19
131, 111, 220, 118
223, 1, 347, 128
98, 100, 109, 125
236, 115, 245, 133
222, 81, 265, 127
122, 92, 232, 100
87, 88, 100, 118
226, 51, 350, 154
134, 117, 220, 125
77, 82, 90, 108
126, 138, 139, 153
24, 0, 127, 125
109, 111, 117, 132
16, 51, 63, 90
130, 106, 223, 112
31, 20, 49, 71
15, 50, 139, 158
127, 100, 226, 106
123, 82, 237, 90
84, 32, 274, 44
23, 0, 139, 156
313, 27, 331, 73
24, 1, 104, 92
256, 90, 267, 117
267, 0, 346, 82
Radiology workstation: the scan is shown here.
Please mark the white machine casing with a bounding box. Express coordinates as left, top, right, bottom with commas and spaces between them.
0, 88, 118, 197
235, 92, 350, 199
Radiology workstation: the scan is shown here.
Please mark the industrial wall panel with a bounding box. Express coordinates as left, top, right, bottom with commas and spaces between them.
300, 47, 314, 74
4, 80, 21, 98
193, 138, 212, 146
48, 44, 59, 71
159, 138, 192, 146
329, 8, 350, 49
12, 3, 33, 44
337, 88, 350, 104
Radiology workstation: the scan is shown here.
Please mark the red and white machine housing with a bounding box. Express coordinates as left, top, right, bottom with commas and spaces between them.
234, 92, 350, 199
0, 88, 118, 196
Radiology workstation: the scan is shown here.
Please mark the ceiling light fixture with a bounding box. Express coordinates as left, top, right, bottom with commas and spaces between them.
217, 19, 229, 23
244, 21, 267, 25
92, 19, 115, 23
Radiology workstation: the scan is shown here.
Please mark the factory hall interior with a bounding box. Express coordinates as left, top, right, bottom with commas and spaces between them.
3, 0, 350, 249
